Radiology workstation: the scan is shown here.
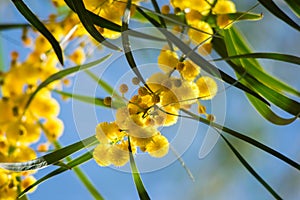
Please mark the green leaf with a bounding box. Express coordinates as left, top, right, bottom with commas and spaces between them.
84, 70, 114, 95
220, 134, 282, 199
11, 0, 64, 65
23, 54, 111, 114
128, 137, 151, 200
18, 151, 95, 198
258, 0, 300, 31
53, 89, 107, 107
212, 52, 300, 67
65, 0, 120, 51
136, 7, 269, 105
227, 12, 263, 21
181, 109, 300, 171
222, 28, 300, 119
226, 27, 300, 97
284, 0, 300, 17
0, 135, 97, 172
0, 23, 30, 30
247, 94, 298, 125
122, 1, 153, 93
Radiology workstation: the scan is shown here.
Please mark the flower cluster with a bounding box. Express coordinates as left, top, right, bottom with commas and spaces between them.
93, 49, 218, 167
165, 0, 236, 54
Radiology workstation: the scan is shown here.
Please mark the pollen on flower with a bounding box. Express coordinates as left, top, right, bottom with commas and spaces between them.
146, 134, 169, 158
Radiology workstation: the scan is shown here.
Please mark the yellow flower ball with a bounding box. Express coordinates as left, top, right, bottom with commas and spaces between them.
95, 122, 122, 143
146, 134, 169, 158
212, 0, 236, 14
188, 21, 213, 45
30, 96, 60, 118
110, 141, 130, 167
43, 118, 64, 142
196, 76, 218, 100
93, 143, 112, 167
21, 176, 37, 193
69, 47, 86, 65
180, 60, 200, 81
158, 50, 179, 73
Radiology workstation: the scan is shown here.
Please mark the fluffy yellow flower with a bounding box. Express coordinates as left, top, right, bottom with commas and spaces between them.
43, 117, 64, 142
158, 50, 179, 73
95, 122, 122, 143
21, 176, 37, 193
93, 143, 112, 167
188, 21, 213, 45
146, 134, 169, 158
180, 60, 200, 81
196, 76, 218, 100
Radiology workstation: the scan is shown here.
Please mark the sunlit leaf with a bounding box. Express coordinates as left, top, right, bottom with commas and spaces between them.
18, 151, 95, 198
0, 136, 97, 172
227, 12, 263, 21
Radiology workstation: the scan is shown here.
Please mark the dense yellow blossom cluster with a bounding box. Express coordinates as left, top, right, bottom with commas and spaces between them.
93, 49, 218, 167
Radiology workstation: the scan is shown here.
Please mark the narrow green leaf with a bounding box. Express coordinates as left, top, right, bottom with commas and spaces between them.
53, 89, 107, 107
11, 0, 64, 65
0, 23, 30, 30
128, 137, 150, 200
284, 0, 300, 17
247, 94, 298, 125
212, 52, 300, 66
65, 0, 120, 51
220, 134, 282, 199
122, 1, 152, 92
223, 28, 300, 118
258, 0, 300, 31
0, 136, 97, 172
226, 27, 300, 97
23, 54, 111, 114
84, 70, 114, 95
181, 109, 300, 171
227, 12, 263, 21
18, 151, 94, 198
136, 7, 269, 105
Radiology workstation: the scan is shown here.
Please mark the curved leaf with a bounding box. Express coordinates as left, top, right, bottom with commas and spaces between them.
122, 1, 152, 92
258, 0, 300, 31
0, 136, 97, 172
23, 54, 111, 114
11, 0, 64, 64
18, 151, 94, 198
220, 134, 282, 199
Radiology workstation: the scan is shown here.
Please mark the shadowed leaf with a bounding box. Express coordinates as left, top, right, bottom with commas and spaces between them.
11, 0, 64, 64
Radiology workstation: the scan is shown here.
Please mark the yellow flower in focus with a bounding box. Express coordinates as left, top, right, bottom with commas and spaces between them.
95, 122, 122, 143
180, 60, 200, 81
93, 143, 112, 166
30, 96, 60, 118
172, 80, 199, 106
43, 118, 64, 142
212, 0, 236, 14
21, 176, 37, 193
189, 0, 213, 16
213, 0, 236, 29
158, 50, 179, 73
196, 76, 218, 100
110, 141, 130, 167
146, 134, 169, 158
188, 21, 213, 45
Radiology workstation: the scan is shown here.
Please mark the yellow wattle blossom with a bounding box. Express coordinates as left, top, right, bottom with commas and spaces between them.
158, 50, 179, 73
146, 134, 169, 158
21, 176, 37, 193
196, 76, 218, 100
212, 0, 237, 29
188, 20, 213, 45
43, 118, 64, 142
